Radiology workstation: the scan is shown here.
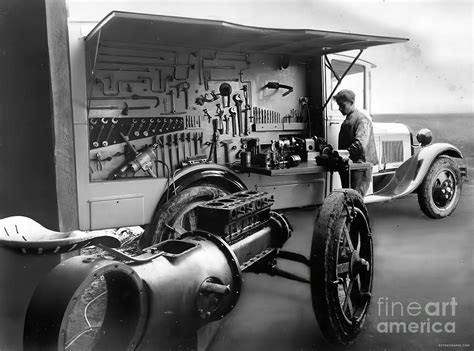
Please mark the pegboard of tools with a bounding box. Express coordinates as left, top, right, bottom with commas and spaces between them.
89, 116, 184, 149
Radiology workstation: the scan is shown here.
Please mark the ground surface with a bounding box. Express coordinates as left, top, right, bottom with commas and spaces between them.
207, 182, 473, 351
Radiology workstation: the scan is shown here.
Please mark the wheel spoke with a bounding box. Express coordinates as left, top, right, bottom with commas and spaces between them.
354, 275, 362, 294
342, 279, 355, 317
343, 225, 354, 252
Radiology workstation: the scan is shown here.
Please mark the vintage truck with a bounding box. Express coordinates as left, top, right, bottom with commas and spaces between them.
0, 1, 466, 350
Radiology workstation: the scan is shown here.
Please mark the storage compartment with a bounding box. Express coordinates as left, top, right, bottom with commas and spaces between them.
89, 195, 145, 228
257, 179, 325, 209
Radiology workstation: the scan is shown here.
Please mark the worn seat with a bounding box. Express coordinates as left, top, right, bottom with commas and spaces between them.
0, 216, 121, 254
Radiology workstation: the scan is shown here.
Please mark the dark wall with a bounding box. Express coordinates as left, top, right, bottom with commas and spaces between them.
0, 0, 59, 228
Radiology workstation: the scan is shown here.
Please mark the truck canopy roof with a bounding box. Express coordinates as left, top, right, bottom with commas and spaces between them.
86, 11, 408, 56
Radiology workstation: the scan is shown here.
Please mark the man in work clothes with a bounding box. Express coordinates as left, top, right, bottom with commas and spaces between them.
334, 89, 378, 196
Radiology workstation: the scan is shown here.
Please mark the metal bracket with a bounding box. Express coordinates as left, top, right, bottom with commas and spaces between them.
322, 49, 364, 111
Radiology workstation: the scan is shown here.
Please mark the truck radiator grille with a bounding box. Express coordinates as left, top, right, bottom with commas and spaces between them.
381, 140, 404, 164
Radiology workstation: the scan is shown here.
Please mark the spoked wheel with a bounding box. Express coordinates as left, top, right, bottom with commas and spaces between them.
311, 189, 373, 344
418, 156, 462, 219
138, 185, 230, 249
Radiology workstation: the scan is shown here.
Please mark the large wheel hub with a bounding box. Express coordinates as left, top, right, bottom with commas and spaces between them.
433, 174, 455, 208
349, 250, 370, 279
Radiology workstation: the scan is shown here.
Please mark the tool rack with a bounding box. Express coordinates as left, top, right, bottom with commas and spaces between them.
85, 40, 313, 181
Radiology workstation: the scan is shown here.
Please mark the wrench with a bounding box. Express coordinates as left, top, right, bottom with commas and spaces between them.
125, 119, 137, 139
166, 134, 174, 173
192, 132, 198, 155
143, 119, 155, 137
154, 118, 163, 134
241, 85, 251, 135
102, 118, 119, 147
179, 82, 190, 110
134, 119, 147, 137
167, 88, 177, 113
162, 118, 171, 133
229, 107, 237, 137
223, 114, 229, 134
186, 132, 192, 156
174, 133, 180, 166
158, 135, 166, 176
92, 118, 108, 148
180, 133, 186, 160
232, 93, 243, 136
216, 104, 224, 134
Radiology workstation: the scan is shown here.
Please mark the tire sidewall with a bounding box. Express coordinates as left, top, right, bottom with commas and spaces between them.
311, 189, 372, 344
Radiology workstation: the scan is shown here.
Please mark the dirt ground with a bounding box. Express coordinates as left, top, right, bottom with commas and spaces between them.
206, 182, 473, 351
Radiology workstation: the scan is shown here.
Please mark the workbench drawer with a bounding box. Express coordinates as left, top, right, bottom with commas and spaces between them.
256, 179, 325, 210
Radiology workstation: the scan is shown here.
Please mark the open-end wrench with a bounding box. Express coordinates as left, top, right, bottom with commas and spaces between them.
125, 119, 137, 139
154, 118, 163, 134
186, 132, 192, 156
134, 119, 146, 137
144, 119, 155, 137
241, 85, 251, 135
229, 107, 237, 137
199, 132, 203, 150
102, 118, 119, 147
92, 118, 109, 148
232, 93, 243, 136
162, 118, 170, 133
223, 114, 229, 134
216, 104, 224, 134
89, 118, 98, 131
179, 82, 190, 110
158, 135, 166, 175
166, 134, 174, 173
192, 132, 198, 155
167, 88, 177, 113
180, 133, 186, 160
174, 133, 181, 167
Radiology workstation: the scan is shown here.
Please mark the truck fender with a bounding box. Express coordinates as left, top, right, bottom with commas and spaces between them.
367, 143, 462, 203
156, 163, 247, 208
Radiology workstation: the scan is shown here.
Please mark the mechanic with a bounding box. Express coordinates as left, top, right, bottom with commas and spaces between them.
334, 89, 378, 196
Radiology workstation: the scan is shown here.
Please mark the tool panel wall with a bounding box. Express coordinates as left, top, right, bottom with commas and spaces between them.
86, 41, 314, 181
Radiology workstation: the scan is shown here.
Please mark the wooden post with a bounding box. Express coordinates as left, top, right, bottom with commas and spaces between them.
0, 0, 78, 231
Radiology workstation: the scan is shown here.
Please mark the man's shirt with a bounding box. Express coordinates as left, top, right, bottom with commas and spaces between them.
338, 109, 379, 165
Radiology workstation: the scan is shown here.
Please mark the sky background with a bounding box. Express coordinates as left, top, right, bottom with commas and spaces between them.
67, 0, 473, 114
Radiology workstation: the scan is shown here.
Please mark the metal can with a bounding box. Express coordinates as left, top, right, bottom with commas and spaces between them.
240, 151, 251, 168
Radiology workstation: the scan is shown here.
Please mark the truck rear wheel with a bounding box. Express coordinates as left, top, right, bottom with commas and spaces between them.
138, 185, 229, 249
310, 189, 373, 344
417, 156, 461, 219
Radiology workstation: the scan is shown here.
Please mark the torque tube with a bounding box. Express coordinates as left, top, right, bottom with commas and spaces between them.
133, 235, 242, 350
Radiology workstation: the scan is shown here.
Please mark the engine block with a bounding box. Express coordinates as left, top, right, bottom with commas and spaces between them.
196, 190, 274, 244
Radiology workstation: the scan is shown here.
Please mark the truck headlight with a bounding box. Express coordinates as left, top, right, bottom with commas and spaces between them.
416, 128, 433, 146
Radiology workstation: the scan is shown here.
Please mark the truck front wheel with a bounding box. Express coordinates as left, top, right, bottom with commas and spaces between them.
139, 185, 229, 249
311, 189, 373, 344
417, 156, 462, 219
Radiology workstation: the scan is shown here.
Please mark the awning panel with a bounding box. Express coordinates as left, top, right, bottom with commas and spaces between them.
86, 11, 408, 56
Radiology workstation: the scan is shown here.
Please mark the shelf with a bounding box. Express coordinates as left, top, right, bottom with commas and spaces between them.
233, 162, 327, 176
